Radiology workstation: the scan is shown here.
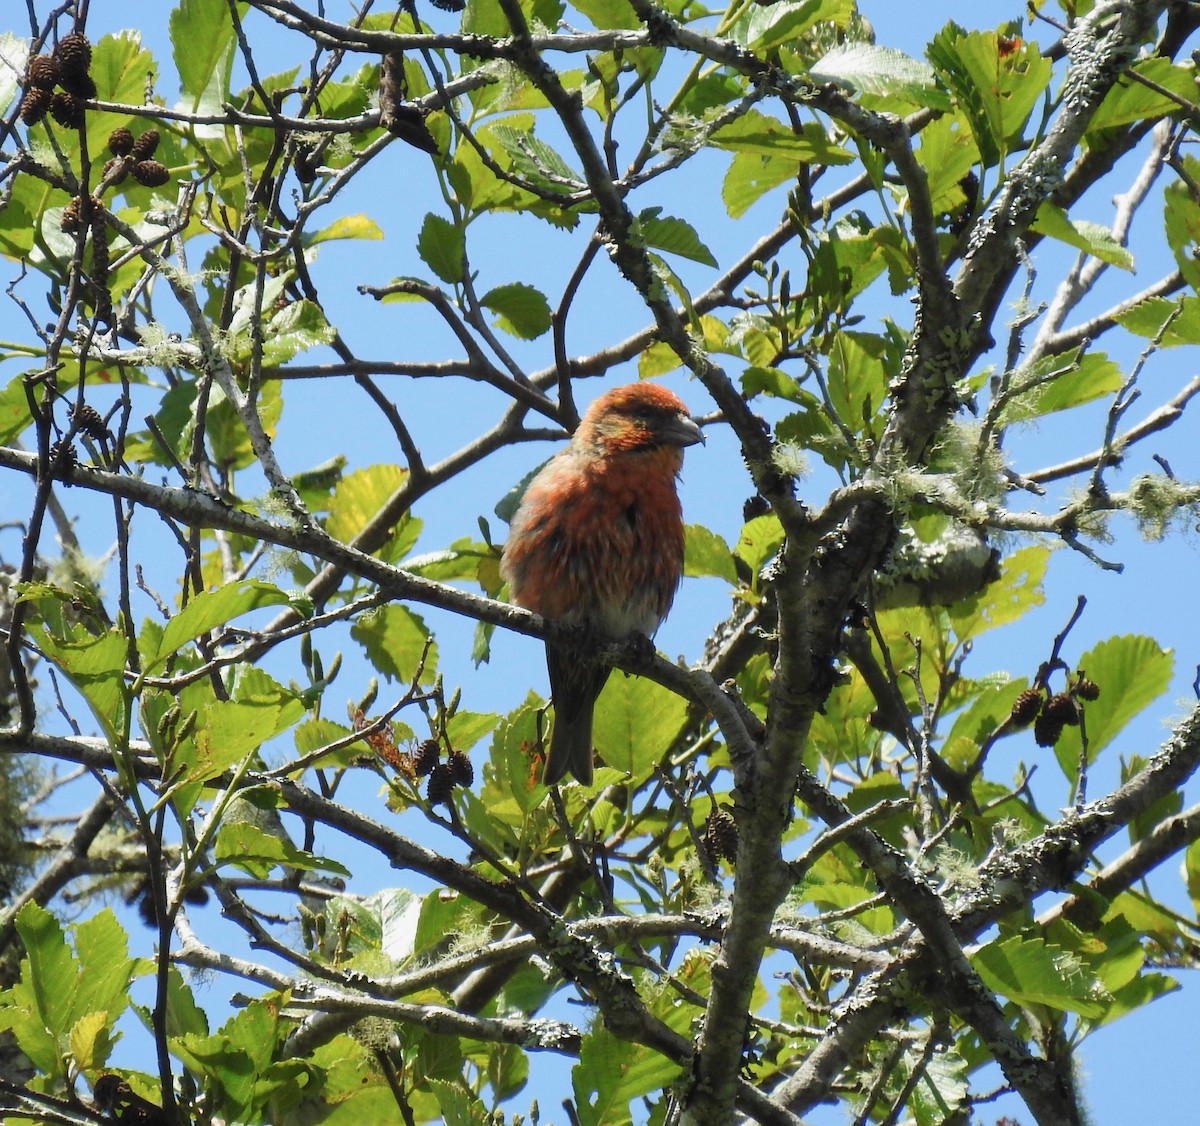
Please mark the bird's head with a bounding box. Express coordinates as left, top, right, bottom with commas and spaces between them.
576, 383, 704, 456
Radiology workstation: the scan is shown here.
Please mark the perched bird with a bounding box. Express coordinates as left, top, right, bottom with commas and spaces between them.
500, 383, 703, 785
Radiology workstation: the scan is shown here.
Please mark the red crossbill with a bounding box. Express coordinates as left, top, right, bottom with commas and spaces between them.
500, 383, 703, 785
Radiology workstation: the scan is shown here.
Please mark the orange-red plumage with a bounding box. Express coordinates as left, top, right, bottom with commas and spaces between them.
500, 383, 703, 785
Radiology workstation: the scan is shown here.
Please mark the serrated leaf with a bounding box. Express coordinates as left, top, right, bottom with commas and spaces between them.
722, 151, 798, 218
417, 213, 465, 284
1116, 295, 1200, 346
325, 463, 409, 542
261, 298, 337, 365
306, 214, 385, 246
171, 0, 234, 116
1031, 203, 1134, 270
0, 33, 27, 117
973, 934, 1110, 1017
946, 545, 1048, 640
73, 910, 136, 1026
927, 25, 1052, 166
638, 339, 684, 378
1001, 350, 1126, 423
730, 0, 852, 53
811, 43, 950, 110
573, 1022, 684, 1126
27, 624, 129, 746
684, 524, 737, 582
351, 603, 438, 685
1090, 57, 1199, 131
215, 821, 351, 879
146, 580, 300, 671
480, 282, 552, 339
69, 1011, 117, 1073
489, 123, 585, 191
709, 111, 853, 164
591, 675, 687, 779
1053, 635, 1173, 775
636, 208, 717, 267
734, 514, 784, 574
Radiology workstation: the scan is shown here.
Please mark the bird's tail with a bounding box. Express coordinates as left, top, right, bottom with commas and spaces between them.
544, 644, 610, 786
544, 708, 596, 786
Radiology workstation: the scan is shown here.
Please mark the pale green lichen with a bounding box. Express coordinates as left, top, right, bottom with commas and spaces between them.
1126, 473, 1199, 542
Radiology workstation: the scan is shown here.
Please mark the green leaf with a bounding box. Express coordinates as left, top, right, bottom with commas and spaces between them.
709, 111, 854, 164
28, 624, 129, 746
0, 34, 26, 118
446, 710, 500, 752
305, 214, 385, 246
573, 1021, 684, 1126
9, 903, 75, 1072
164, 969, 209, 1039
351, 603, 438, 685
591, 675, 687, 779
170, 0, 235, 116
480, 282, 552, 339
811, 44, 950, 110
572, 0, 640, 29
73, 909, 137, 1026
484, 695, 547, 816
730, 0, 852, 54
1001, 350, 1125, 423
489, 123, 585, 193
1053, 635, 1173, 775
260, 299, 337, 366
417, 213, 465, 284
684, 524, 738, 582
927, 25, 1052, 167
638, 339, 684, 378
325, 464, 411, 544
1031, 203, 1134, 271
721, 151, 799, 219
946, 545, 1048, 640
86, 33, 157, 154
215, 821, 350, 879
1116, 295, 1200, 346
188, 695, 292, 782
1089, 57, 1198, 131
636, 208, 717, 267
973, 934, 1110, 1017
69, 1011, 117, 1074
146, 580, 300, 671
734, 514, 784, 575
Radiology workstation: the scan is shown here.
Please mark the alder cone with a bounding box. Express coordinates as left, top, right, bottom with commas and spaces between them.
48, 439, 78, 476
19, 87, 52, 125
60, 196, 83, 233
1009, 687, 1043, 727
60, 71, 97, 100
49, 91, 85, 128
69, 403, 107, 441
54, 32, 92, 77
1043, 692, 1080, 726
427, 763, 456, 806
132, 160, 170, 188
411, 738, 439, 777
108, 127, 134, 156
130, 129, 160, 160
704, 807, 739, 864
447, 750, 474, 787
1033, 710, 1065, 748
26, 54, 60, 89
